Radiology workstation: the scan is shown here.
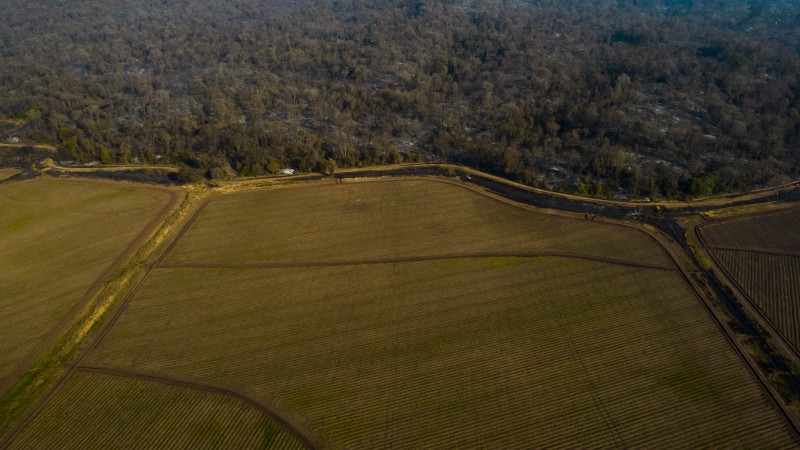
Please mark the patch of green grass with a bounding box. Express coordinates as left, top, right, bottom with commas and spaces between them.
261, 422, 280, 448
487, 256, 527, 268
4, 215, 32, 232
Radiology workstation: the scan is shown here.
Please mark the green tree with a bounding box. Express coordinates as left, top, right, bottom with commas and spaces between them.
266, 157, 281, 174
99, 147, 112, 165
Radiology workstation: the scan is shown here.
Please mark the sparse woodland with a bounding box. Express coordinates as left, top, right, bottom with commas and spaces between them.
0, 0, 798, 198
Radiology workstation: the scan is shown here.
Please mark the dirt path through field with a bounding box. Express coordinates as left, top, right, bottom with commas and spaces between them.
0, 184, 179, 398
39, 158, 178, 173
76, 365, 323, 450
0, 143, 56, 152
158, 252, 675, 271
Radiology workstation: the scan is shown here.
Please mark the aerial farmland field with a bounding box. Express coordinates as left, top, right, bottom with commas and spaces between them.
700, 208, 800, 351
8, 370, 302, 449
163, 180, 669, 267
8, 178, 795, 448
0, 178, 176, 394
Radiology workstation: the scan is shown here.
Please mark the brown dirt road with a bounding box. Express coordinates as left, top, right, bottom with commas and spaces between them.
0, 143, 56, 152
158, 252, 676, 271
40, 158, 178, 173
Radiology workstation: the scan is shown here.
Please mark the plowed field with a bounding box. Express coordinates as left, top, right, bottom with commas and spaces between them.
701, 208, 800, 351
87, 259, 796, 448
7, 179, 798, 448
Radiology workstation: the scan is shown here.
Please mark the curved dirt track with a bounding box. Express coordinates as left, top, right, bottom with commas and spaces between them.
0, 182, 179, 397
159, 252, 675, 271
76, 365, 323, 450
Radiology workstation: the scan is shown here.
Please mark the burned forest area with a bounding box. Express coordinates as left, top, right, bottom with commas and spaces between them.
0, 0, 799, 199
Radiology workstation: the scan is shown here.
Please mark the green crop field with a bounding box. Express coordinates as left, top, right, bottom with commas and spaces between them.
85, 260, 796, 447
10, 370, 302, 449
163, 180, 671, 268
701, 208, 800, 351
0, 178, 174, 392
6, 179, 797, 448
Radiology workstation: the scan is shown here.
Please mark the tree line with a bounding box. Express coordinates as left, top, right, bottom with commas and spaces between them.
0, 0, 798, 197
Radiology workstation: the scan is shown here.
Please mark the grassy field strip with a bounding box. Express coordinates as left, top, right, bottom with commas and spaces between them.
8, 370, 303, 449
90, 261, 673, 365
85, 257, 797, 448
0, 179, 175, 391
716, 250, 800, 349
163, 180, 670, 268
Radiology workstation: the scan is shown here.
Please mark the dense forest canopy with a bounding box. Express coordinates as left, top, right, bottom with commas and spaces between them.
0, 0, 798, 197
